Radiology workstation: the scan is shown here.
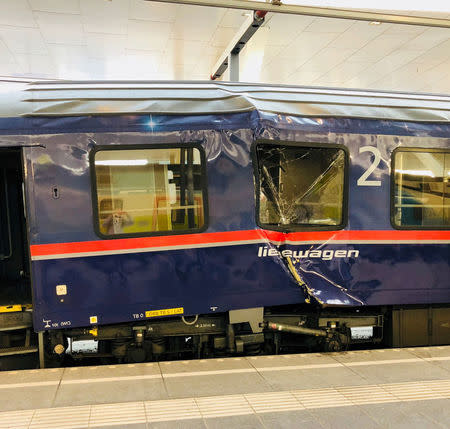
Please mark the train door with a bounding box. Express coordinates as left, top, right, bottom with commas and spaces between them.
0, 149, 30, 307
0, 148, 35, 369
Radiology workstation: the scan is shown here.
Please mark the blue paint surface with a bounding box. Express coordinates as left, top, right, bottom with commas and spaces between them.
0, 112, 448, 330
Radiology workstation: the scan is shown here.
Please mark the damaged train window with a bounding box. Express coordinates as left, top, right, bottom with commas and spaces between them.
256, 143, 346, 230
92, 145, 207, 237
392, 149, 449, 229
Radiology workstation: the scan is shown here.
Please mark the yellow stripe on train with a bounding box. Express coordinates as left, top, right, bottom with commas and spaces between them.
145, 307, 184, 318
0, 304, 32, 313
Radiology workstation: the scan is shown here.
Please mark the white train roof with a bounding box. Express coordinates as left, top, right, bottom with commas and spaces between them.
0, 80, 449, 123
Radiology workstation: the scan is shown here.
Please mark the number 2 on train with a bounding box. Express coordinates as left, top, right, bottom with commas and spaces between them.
357, 146, 382, 187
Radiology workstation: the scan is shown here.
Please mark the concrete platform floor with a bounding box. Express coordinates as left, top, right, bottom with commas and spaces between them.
0, 346, 449, 428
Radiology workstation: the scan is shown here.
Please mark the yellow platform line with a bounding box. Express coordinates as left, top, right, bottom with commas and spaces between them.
0, 378, 449, 428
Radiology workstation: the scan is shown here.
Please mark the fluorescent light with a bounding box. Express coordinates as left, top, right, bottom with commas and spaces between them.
95, 159, 149, 166
396, 169, 435, 177
280, 1, 450, 13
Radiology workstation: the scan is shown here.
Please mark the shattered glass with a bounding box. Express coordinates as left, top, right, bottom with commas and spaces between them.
256, 144, 345, 229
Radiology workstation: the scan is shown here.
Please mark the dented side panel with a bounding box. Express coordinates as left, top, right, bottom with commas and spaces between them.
0, 112, 448, 330
255, 122, 449, 307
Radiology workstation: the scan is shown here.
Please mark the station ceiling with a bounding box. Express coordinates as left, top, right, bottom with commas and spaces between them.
0, 0, 449, 94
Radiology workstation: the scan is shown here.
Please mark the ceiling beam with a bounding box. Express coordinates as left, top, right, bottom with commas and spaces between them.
210, 11, 267, 80
145, 0, 450, 28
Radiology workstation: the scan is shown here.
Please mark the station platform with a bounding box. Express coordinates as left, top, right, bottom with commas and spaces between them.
0, 346, 449, 429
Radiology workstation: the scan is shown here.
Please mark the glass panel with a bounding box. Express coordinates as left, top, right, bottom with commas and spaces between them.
257, 144, 345, 228
393, 151, 448, 227
94, 147, 205, 236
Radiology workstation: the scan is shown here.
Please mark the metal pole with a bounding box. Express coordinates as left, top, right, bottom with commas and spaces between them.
266, 321, 327, 337
38, 331, 45, 368
145, 0, 450, 28
229, 53, 239, 82
211, 11, 266, 80
186, 148, 195, 228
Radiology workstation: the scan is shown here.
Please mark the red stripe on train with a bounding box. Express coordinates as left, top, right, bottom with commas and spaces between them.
29, 230, 450, 257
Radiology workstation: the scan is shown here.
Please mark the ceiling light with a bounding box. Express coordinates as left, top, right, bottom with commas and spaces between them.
95, 160, 149, 166
396, 169, 435, 177
369, 21, 382, 25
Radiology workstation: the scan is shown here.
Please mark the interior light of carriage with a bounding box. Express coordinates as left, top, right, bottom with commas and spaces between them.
395, 169, 435, 177
95, 159, 149, 166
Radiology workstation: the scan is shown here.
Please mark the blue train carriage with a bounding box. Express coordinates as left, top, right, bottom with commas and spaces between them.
0, 81, 449, 367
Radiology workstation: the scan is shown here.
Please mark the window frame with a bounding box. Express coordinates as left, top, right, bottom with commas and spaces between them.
90, 142, 209, 239
252, 139, 349, 232
390, 146, 450, 231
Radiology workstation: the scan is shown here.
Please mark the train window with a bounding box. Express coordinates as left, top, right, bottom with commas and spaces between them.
92, 145, 207, 237
392, 149, 449, 229
255, 143, 347, 230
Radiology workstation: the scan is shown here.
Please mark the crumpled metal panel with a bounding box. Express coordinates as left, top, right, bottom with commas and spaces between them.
0, 110, 448, 329
0, 80, 449, 122
254, 124, 450, 307
253, 142, 361, 305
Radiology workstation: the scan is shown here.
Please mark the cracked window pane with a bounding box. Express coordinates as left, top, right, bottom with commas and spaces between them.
256, 144, 345, 229
393, 150, 449, 228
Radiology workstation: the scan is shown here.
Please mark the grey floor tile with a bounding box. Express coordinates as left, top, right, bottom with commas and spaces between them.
160, 357, 252, 375
257, 410, 325, 429
407, 346, 450, 360
52, 379, 168, 407
0, 367, 63, 385
333, 349, 416, 365
359, 402, 415, 428
345, 361, 449, 384
394, 400, 450, 428
257, 367, 367, 391
164, 373, 272, 399
93, 424, 147, 429
382, 411, 444, 429
148, 419, 207, 429
248, 353, 339, 370
63, 362, 161, 380
204, 414, 265, 429
307, 367, 369, 387
360, 400, 450, 429
257, 370, 331, 391
0, 385, 58, 411
16, 425, 147, 429
428, 360, 450, 374
308, 405, 381, 429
